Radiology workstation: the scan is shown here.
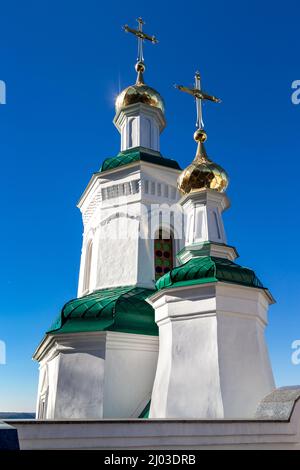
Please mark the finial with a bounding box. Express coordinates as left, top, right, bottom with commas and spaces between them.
123, 18, 158, 85
135, 61, 145, 85
193, 129, 209, 162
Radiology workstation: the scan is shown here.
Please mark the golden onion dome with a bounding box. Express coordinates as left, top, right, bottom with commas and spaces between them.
115, 61, 165, 114
178, 129, 229, 195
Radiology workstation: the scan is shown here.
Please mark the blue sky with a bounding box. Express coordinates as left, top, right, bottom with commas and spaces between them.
0, 0, 299, 411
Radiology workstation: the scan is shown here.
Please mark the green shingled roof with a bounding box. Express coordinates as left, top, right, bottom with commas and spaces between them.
155, 256, 265, 291
47, 285, 158, 336
100, 147, 181, 172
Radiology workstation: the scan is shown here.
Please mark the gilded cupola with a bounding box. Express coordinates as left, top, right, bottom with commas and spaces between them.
115, 61, 165, 114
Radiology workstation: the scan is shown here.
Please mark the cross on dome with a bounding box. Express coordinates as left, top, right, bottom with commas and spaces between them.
175, 71, 221, 130
175, 72, 228, 195
123, 17, 158, 85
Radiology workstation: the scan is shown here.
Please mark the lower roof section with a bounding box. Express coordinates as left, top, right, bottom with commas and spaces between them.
155, 256, 265, 291
47, 285, 158, 336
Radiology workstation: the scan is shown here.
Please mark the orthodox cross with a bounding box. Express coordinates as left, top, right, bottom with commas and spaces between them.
175, 72, 221, 129
123, 17, 158, 64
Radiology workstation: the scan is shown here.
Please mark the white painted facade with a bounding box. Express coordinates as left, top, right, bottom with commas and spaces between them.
10, 401, 300, 449
34, 88, 184, 419
148, 188, 275, 419
182, 190, 229, 247
35, 332, 158, 419
77, 159, 182, 296
148, 282, 275, 419
114, 103, 165, 152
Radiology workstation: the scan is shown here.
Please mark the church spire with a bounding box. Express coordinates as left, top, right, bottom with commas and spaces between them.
175, 71, 228, 194
123, 17, 158, 86
114, 18, 165, 152
175, 71, 221, 163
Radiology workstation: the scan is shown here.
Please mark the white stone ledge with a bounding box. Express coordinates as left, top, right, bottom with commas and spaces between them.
6, 399, 300, 450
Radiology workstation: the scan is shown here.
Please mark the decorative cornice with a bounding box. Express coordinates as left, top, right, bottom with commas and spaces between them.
177, 242, 239, 264
179, 188, 230, 212
33, 330, 159, 363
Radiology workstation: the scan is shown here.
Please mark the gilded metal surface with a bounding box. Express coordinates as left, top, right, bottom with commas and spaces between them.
123, 21, 158, 44
135, 61, 146, 85
175, 84, 221, 103
115, 84, 165, 114
177, 131, 228, 195
175, 71, 221, 130
194, 129, 207, 143
177, 155, 229, 195
122, 18, 158, 79
175, 71, 228, 195
178, 137, 228, 195
117, 18, 162, 112
135, 61, 145, 73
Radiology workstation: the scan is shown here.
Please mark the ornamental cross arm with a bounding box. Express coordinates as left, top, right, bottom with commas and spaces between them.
122, 17, 158, 65
123, 24, 158, 44
174, 84, 221, 103
175, 72, 221, 129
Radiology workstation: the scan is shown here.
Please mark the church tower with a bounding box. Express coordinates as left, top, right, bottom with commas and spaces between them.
34, 20, 275, 422
34, 19, 182, 419
148, 73, 275, 419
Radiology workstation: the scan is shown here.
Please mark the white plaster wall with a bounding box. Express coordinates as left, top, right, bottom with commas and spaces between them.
77, 163, 182, 292
54, 351, 105, 419
12, 399, 300, 449
183, 194, 227, 246
150, 304, 224, 418
103, 333, 159, 418
137, 235, 155, 288
149, 283, 275, 419
96, 216, 139, 289
46, 356, 59, 419
217, 313, 275, 418
216, 284, 275, 418
35, 365, 46, 418
114, 103, 164, 152
167, 314, 224, 418
35, 332, 159, 420
149, 319, 172, 418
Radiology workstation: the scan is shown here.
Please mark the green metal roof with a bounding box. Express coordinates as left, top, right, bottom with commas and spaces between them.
47, 285, 158, 336
155, 256, 265, 291
100, 147, 181, 172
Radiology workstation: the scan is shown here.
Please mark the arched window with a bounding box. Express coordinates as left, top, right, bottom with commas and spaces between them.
83, 240, 93, 292
154, 229, 174, 281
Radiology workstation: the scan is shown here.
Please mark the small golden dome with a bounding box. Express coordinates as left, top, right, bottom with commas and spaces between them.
115, 84, 165, 114
115, 61, 165, 114
177, 135, 229, 195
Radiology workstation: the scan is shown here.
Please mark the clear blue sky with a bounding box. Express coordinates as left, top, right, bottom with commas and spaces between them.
1, 0, 299, 411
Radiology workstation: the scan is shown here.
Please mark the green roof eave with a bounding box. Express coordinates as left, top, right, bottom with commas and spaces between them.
155, 276, 218, 290
47, 285, 158, 336
154, 256, 266, 292
100, 147, 181, 173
